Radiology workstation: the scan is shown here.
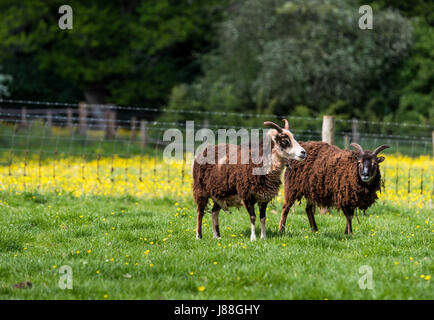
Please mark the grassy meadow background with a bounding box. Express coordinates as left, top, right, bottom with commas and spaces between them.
0, 149, 432, 300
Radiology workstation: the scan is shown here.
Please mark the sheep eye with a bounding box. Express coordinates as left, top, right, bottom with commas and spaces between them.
280, 139, 290, 148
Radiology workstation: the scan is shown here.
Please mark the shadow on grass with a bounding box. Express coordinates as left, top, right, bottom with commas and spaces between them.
237, 226, 357, 241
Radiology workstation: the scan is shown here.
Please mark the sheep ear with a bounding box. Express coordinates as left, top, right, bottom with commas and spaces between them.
377, 156, 385, 163
283, 119, 290, 130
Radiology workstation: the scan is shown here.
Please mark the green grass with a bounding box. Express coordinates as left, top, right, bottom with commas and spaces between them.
0, 191, 432, 300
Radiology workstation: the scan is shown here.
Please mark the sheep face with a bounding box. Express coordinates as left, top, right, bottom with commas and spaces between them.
264, 120, 306, 162
357, 154, 381, 183
351, 143, 390, 183
272, 130, 306, 161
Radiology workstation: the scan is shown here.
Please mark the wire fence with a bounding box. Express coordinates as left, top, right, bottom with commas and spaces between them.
0, 99, 432, 206
0, 98, 433, 156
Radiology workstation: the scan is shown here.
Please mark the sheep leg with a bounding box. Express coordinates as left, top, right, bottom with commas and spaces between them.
343, 207, 354, 235
259, 202, 268, 239
279, 203, 292, 232
195, 197, 208, 239
211, 202, 222, 239
243, 200, 257, 241
306, 202, 318, 232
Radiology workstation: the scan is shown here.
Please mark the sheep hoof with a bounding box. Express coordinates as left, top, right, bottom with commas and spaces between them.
196, 234, 202, 240
250, 235, 257, 241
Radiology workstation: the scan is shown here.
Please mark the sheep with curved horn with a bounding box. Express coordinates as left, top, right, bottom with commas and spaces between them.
280, 141, 390, 235
193, 119, 306, 241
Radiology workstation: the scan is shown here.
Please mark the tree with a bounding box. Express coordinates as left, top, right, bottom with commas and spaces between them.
394, 19, 434, 125
0, 66, 12, 98
0, 0, 225, 110
188, 0, 412, 118
364, 0, 434, 25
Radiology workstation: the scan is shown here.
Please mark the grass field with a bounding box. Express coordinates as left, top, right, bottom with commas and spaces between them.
0, 152, 432, 300
0, 191, 432, 300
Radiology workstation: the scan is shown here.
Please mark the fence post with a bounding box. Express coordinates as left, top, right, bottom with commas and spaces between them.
322, 115, 335, 145
67, 108, 73, 135
140, 120, 148, 149
105, 109, 116, 139
344, 135, 350, 150
131, 116, 137, 141
319, 115, 335, 215
46, 109, 52, 129
352, 117, 359, 143
432, 131, 434, 156
78, 102, 87, 135
20, 107, 28, 128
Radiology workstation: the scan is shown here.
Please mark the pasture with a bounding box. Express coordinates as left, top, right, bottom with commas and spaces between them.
1, 0, 433, 302
0, 154, 432, 300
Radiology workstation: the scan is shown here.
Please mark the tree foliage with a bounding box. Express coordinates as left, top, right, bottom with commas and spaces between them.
365, 0, 434, 25
0, 0, 225, 105
186, 0, 412, 118
0, 66, 12, 98
0, 0, 431, 127
394, 20, 434, 125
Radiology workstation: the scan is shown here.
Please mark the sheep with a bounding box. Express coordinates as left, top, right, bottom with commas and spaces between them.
193, 120, 306, 241
279, 141, 390, 234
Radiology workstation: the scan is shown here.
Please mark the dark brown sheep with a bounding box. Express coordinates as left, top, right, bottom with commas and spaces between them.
193, 120, 306, 241
279, 141, 390, 234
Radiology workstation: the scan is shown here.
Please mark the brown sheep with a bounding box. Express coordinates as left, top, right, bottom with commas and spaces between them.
279, 141, 390, 234
193, 120, 306, 241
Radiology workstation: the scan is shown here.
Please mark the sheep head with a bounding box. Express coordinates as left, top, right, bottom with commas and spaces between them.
264, 120, 306, 162
351, 143, 390, 183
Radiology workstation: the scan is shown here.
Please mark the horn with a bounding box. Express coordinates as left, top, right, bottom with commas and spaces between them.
283, 119, 289, 130
350, 143, 364, 154
264, 121, 283, 133
373, 144, 390, 155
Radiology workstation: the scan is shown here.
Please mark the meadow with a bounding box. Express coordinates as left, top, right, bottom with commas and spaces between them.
0, 153, 432, 300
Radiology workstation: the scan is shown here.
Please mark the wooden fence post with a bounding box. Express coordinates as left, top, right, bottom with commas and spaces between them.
432, 131, 434, 156
67, 108, 74, 135
320, 115, 335, 215
105, 109, 116, 139
344, 135, 350, 150
21, 107, 28, 128
78, 102, 87, 135
46, 109, 52, 129
352, 117, 359, 143
322, 115, 335, 145
131, 117, 137, 141
140, 120, 148, 149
